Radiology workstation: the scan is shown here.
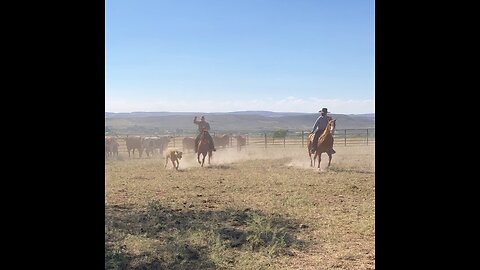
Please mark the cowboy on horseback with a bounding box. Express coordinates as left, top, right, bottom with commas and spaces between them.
194, 116, 216, 153
309, 108, 336, 154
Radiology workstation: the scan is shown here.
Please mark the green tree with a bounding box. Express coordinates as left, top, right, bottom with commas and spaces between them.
272, 129, 288, 140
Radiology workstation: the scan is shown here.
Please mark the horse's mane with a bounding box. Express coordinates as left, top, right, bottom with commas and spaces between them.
317, 120, 335, 146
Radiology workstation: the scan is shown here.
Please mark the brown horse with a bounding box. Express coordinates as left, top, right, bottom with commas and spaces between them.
307, 119, 336, 169
197, 130, 213, 167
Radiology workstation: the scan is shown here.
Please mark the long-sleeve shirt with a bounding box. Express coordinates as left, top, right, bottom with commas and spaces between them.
312, 115, 335, 133
194, 118, 211, 133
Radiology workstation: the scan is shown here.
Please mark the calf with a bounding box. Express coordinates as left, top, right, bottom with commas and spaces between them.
164, 148, 183, 170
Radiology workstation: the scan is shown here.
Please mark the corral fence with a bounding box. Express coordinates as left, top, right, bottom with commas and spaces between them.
106, 129, 374, 156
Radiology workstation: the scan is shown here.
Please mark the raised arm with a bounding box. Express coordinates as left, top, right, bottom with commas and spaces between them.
193, 116, 200, 124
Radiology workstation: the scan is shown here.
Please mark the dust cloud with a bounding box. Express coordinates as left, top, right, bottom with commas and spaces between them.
111, 144, 375, 173
161, 145, 374, 173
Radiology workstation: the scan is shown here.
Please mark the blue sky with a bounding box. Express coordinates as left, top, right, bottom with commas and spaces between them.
106, 0, 374, 114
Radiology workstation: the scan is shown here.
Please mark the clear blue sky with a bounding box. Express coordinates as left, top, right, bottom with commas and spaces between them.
106, 0, 374, 114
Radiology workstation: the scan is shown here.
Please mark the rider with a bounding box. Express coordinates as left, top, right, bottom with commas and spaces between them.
194, 115, 216, 153
309, 108, 336, 154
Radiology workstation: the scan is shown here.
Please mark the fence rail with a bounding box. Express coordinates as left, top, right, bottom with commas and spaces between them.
106, 129, 374, 155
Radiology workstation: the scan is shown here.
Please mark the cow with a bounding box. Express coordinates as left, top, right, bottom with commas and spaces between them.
182, 137, 196, 153
213, 134, 230, 149
235, 135, 247, 152
125, 136, 144, 158
164, 148, 183, 170
142, 136, 171, 157
105, 136, 119, 158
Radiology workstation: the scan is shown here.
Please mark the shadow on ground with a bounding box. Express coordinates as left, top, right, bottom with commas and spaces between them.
106, 203, 309, 269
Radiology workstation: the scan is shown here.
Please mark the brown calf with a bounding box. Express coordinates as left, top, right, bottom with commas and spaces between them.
164, 148, 183, 170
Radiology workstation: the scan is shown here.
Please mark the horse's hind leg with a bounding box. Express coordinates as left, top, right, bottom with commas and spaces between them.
201, 154, 206, 167
197, 153, 201, 164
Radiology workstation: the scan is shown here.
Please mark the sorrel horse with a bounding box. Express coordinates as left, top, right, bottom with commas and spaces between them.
307, 119, 336, 169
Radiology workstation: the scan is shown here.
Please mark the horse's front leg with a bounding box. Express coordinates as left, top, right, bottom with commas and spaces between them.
327, 153, 332, 167
201, 154, 206, 167
317, 153, 321, 169
197, 153, 201, 164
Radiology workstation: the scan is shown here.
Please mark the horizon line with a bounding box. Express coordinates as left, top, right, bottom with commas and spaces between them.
105, 110, 375, 115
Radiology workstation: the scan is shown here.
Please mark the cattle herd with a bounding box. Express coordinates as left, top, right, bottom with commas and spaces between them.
105, 134, 248, 159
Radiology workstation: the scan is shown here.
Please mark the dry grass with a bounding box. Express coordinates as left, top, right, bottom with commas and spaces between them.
105, 145, 375, 269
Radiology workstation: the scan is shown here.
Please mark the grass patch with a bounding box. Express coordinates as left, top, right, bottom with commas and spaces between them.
106, 146, 375, 269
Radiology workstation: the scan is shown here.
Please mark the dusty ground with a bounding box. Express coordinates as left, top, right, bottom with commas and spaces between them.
105, 145, 375, 269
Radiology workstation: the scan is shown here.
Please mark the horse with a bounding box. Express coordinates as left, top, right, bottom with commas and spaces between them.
307, 119, 336, 169
197, 130, 213, 167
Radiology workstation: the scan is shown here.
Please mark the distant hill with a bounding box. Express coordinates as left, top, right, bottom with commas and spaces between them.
105, 111, 313, 118
105, 111, 375, 134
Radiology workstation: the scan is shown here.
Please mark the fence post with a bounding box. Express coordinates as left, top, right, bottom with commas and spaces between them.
264, 133, 267, 149
366, 129, 369, 145
283, 136, 285, 148
302, 131, 304, 147
173, 133, 176, 147
344, 129, 347, 146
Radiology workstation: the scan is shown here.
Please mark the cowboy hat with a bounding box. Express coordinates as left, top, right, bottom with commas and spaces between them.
319, 108, 330, 113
